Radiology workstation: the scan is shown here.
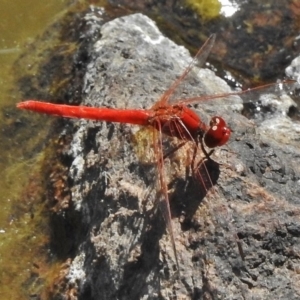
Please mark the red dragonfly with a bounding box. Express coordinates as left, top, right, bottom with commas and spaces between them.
16, 35, 293, 270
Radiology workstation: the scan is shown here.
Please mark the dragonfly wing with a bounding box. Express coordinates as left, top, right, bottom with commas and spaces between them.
133, 124, 196, 271
153, 121, 180, 271
153, 34, 216, 107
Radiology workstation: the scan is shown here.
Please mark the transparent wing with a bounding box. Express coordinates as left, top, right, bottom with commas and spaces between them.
177, 79, 297, 106
132, 118, 219, 271
153, 34, 216, 108
153, 33, 297, 112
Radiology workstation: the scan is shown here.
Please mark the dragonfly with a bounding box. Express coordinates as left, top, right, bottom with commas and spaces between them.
16, 34, 294, 271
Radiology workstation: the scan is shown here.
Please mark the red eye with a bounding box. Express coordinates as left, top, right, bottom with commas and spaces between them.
204, 116, 231, 148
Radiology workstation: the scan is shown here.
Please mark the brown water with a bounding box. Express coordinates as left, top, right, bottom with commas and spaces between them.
0, 1, 69, 299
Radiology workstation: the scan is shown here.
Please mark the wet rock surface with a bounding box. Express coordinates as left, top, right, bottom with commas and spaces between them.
43, 11, 300, 300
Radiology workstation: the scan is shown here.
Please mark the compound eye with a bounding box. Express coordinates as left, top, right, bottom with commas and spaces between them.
204, 117, 231, 148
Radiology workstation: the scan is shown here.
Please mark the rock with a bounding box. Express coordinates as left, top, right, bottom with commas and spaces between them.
45, 10, 300, 300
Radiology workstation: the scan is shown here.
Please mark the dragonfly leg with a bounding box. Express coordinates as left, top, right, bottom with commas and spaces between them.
163, 141, 187, 160
199, 137, 214, 159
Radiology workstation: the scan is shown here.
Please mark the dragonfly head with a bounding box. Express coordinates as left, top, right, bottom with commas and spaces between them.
204, 116, 231, 148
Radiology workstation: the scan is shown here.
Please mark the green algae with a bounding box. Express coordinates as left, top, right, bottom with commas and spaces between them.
0, 1, 110, 297
0, 153, 50, 299
185, 0, 221, 20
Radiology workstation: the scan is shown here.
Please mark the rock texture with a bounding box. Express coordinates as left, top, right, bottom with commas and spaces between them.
47, 11, 300, 300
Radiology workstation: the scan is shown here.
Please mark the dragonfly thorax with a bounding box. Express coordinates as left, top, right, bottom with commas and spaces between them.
149, 104, 206, 141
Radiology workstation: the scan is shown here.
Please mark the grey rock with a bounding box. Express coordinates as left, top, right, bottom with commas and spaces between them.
54, 11, 300, 300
